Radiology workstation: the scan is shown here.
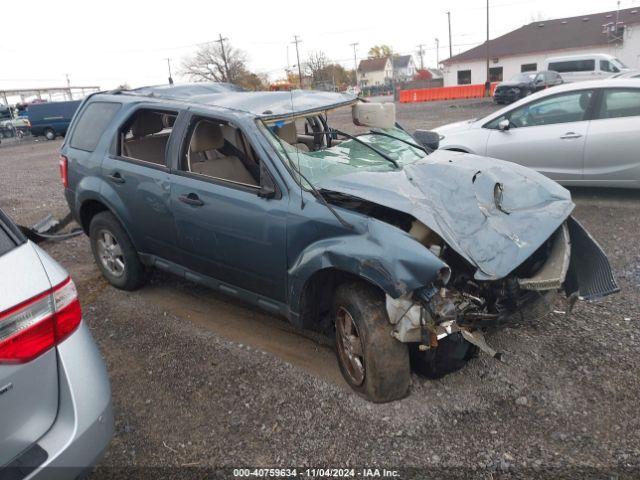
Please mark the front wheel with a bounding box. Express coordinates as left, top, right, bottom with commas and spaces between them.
333, 282, 410, 403
89, 211, 147, 291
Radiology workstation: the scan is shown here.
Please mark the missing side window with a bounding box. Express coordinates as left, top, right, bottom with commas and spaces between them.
119, 109, 177, 166
183, 117, 261, 188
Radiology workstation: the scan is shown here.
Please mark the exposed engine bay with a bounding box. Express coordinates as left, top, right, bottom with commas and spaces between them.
323, 189, 618, 361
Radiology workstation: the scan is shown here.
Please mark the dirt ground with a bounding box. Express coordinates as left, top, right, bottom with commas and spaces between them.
1, 99, 640, 479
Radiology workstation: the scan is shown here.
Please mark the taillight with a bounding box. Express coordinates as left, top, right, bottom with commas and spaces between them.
59, 155, 68, 188
0, 277, 82, 364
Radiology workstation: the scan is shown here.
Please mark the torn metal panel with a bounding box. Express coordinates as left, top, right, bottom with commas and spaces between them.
318, 150, 575, 281
564, 216, 620, 300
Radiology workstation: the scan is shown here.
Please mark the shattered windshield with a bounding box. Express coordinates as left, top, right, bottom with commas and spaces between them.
260, 103, 427, 187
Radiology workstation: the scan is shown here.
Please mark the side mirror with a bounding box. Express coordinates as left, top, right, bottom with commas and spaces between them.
258, 162, 277, 199
352, 103, 396, 129
498, 119, 510, 131
413, 129, 440, 150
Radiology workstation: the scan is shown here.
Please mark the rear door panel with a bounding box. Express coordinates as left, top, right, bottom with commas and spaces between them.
0, 243, 58, 466
583, 88, 640, 186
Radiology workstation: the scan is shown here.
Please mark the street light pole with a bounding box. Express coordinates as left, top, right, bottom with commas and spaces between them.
485, 0, 491, 96
447, 11, 453, 59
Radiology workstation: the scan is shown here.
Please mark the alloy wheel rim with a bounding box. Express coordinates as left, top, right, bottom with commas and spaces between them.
336, 307, 365, 386
96, 229, 125, 277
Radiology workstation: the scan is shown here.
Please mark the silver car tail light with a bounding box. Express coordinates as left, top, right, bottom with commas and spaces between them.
0, 277, 81, 364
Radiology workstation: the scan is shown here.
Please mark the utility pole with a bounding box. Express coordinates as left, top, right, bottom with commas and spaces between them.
165, 58, 174, 85
435, 39, 440, 66
215, 34, 230, 82
65, 74, 71, 100
485, 0, 491, 96
446, 11, 453, 59
292, 35, 303, 88
350, 42, 359, 87
417, 44, 425, 70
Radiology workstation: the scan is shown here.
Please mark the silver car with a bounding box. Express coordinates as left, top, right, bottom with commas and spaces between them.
435, 79, 640, 188
0, 208, 113, 478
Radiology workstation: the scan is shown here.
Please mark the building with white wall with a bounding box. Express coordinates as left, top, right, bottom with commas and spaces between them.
441, 6, 640, 86
391, 55, 417, 82
357, 57, 393, 88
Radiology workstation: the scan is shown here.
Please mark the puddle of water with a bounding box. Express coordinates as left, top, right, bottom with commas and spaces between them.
140, 284, 347, 389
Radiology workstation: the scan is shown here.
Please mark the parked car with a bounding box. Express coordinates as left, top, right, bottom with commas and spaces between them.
28, 100, 81, 140
61, 84, 617, 402
612, 69, 640, 79
0, 208, 113, 476
494, 71, 563, 104
0, 117, 30, 139
543, 53, 629, 83
435, 79, 640, 188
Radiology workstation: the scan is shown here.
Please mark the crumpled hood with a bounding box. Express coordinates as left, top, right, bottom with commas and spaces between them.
318, 150, 575, 280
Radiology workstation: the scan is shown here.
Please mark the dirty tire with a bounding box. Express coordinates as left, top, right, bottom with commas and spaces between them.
89, 211, 146, 291
44, 128, 55, 140
333, 282, 410, 403
410, 332, 477, 379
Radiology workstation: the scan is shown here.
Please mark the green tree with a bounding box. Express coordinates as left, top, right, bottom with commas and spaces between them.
367, 45, 393, 59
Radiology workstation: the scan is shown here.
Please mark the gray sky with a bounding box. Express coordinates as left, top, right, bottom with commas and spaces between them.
1, 0, 637, 91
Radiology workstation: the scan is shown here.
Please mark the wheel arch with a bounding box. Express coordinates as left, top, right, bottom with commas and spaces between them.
288, 223, 447, 329
296, 267, 385, 332
77, 195, 141, 253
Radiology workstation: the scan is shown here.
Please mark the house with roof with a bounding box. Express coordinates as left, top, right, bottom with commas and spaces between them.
391, 55, 417, 82
441, 6, 640, 86
357, 57, 393, 88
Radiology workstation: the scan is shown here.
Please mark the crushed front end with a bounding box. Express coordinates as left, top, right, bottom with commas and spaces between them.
386, 216, 619, 361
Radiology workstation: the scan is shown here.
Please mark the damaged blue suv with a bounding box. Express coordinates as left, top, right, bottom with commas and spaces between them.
60, 83, 617, 402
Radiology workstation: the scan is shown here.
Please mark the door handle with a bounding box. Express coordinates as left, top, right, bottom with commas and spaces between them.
108, 172, 125, 183
560, 132, 582, 139
178, 193, 204, 206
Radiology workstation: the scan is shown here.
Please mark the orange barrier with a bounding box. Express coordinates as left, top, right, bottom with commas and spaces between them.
399, 83, 498, 103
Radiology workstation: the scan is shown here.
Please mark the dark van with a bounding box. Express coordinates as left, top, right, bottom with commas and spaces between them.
28, 100, 81, 140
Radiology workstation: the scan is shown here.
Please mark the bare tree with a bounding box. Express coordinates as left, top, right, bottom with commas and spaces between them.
181, 41, 248, 83
306, 50, 331, 81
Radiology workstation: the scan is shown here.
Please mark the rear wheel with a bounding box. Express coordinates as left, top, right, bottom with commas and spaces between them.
333, 282, 410, 403
44, 128, 55, 140
89, 211, 146, 290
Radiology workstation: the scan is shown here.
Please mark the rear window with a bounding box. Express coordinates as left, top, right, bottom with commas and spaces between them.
548, 59, 595, 73
69, 101, 122, 152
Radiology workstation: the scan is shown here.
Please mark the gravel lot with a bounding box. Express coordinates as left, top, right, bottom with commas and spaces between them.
1, 98, 639, 479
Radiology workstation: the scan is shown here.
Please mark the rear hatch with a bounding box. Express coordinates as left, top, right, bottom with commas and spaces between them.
0, 212, 59, 466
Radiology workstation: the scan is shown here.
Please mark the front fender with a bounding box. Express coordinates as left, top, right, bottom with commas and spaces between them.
287, 218, 448, 314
